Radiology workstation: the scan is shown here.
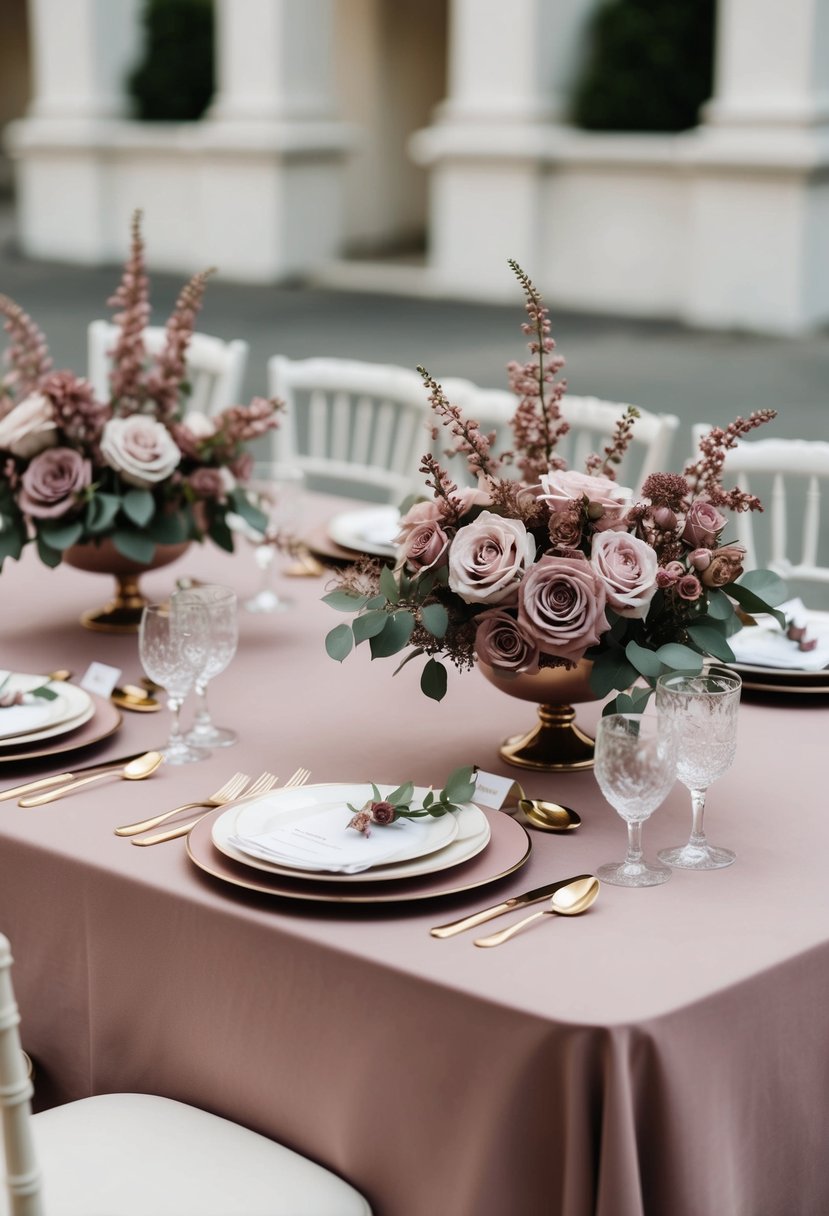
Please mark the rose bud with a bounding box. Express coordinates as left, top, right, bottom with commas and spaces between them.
587, 501, 606, 522
347, 810, 373, 836
799, 637, 818, 652
656, 569, 676, 589
787, 623, 806, 642
689, 548, 712, 571
370, 800, 397, 826
676, 574, 703, 601
652, 506, 677, 531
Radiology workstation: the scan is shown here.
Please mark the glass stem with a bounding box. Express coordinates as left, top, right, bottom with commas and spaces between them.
192, 681, 212, 731
625, 820, 644, 867
167, 696, 185, 752
688, 788, 708, 846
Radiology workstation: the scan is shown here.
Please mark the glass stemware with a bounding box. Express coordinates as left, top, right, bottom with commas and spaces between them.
138, 601, 210, 765
594, 713, 678, 888
175, 584, 239, 749
236, 462, 306, 614
655, 669, 742, 870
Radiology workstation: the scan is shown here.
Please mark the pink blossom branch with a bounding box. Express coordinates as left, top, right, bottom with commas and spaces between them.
683, 409, 778, 511
585, 405, 640, 480
144, 267, 215, 421
418, 452, 462, 525
0, 293, 53, 403
507, 259, 568, 479
107, 209, 150, 411
417, 366, 501, 482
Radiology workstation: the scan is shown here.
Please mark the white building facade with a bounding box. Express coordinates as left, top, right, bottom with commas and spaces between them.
5, 0, 829, 335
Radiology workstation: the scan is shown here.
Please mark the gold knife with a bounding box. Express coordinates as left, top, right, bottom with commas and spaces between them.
430, 874, 595, 939
0, 750, 150, 803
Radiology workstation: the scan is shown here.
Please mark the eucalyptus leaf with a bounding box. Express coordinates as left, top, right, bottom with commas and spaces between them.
86, 492, 121, 534
739, 568, 788, 606
229, 488, 268, 534
325, 623, 353, 662
35, 532, 62, 568
686, 624, 736, 663
654, 643, 704, 673
322, 590, 370, 612
207, 514, 235, 553
704, 588, 733, 620
370, 611, 415, 658
352, 610, 389, 645
726, 582, 786, 630
441, 764, 478, 803
387, 781, 414, 806
111, 529, 156, 564
420, 657, 448, 702
379, 563, 400, 605
121, 488, 155, 528
0, 520, 25, 567
589, 648, 639, 698
625, 640, 664, 678
38, 519, 84, 551
421, 602, 449, 639
146, 509, 188, 544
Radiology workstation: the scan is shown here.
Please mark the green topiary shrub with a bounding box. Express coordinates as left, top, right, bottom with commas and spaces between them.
127, 0, 215, 122
570, 0, 716, 133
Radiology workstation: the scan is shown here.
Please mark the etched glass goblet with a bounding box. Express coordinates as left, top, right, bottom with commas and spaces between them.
240, 463, 306, 614
595, 713, 678, 888
175, 584, 239, 749
138, 601, 210, 765
655, 669, 742, 870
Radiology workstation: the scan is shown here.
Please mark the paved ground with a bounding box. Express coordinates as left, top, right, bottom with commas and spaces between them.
0, 201, 827, 469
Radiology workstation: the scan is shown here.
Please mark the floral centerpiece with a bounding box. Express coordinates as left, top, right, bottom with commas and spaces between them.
0, 212, 280, 614
324, 262, 786, 741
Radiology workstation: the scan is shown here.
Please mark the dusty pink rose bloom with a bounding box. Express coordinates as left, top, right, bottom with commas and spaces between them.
652, 505, 678, 531
396, 499, 441, 546
676, 574, 703, 601
539, 469, 632, 531
0, 391, 58, 459
590, 531, 658, 619
683, 500, 727, 548
655, 568, 675, 589
100, 415, 181, 488
400, 519, 449, 572
453, 485, 492, 515
187, 467, 227, 501
448, 510, 535, 605
689, 548, 712, 571
518, 553, 609, 662
370, 801, 397, 826
475, 609, 540, 675
18, 447, 90, 519
700, 545, 745, 588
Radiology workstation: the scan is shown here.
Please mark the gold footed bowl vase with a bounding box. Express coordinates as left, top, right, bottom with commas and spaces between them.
63, 538, 191, 633
477, 659, 599, 773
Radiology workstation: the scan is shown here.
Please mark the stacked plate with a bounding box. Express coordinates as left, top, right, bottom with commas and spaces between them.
0, 672, 122, 764
729, 600, 829, 695
187, 781, 532, 905
304, 506, 400, 564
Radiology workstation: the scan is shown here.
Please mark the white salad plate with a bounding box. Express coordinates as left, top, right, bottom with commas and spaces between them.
326, 506, 399, 558
0, 676, 93, 747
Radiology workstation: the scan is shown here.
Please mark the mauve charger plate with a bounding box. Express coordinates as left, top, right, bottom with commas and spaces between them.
0, 692, 122, 764
187, 805, 531, 905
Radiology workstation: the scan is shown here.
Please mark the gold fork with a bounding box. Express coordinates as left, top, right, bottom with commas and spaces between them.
130, 768, 300, 847
114, 772, 250, 837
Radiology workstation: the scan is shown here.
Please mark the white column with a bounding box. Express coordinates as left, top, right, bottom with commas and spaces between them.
411, 0, 598, 298
685, 0, 829, 333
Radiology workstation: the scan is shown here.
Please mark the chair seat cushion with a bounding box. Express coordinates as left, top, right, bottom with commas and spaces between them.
9, 1093, 370, 1216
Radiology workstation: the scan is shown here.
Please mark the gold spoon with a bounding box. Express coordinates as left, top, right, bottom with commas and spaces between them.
47, 670, 73, 682
111, 684, 161, 713
19, 752, 164, 806
518, 797, 581, 833
473, 876, 599, 947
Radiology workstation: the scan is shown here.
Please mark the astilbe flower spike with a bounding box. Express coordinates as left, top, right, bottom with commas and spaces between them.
418, 452, 463, 525
683, 410, 778, 511
0, 293, 53, 407
417, 366, 501, 482
585, 405, 640, 480
144, 267, 215, 421
40, 370, 110, 452
107, 209, 151, 412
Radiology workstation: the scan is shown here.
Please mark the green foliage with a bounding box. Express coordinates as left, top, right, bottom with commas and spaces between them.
127, 0, 215, 122
347, 766, 479, 825
571, 0, 716, 133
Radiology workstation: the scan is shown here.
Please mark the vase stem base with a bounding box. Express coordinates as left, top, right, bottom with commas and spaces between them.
498, 702, 595, 772
79, 576, 148, 634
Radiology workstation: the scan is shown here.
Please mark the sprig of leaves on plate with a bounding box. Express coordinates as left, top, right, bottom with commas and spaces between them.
347, 764, 478, 835
0, 673, 58, 708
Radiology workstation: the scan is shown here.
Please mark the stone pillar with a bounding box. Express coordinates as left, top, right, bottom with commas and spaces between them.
684, 0, 829, 333
411, 0, 598, 298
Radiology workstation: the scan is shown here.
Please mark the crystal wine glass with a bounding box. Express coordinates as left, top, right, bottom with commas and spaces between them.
175, 584, 239, 749
595, 713, 678, 888
138, 601, 210, 765
238, 463, 306, 613
655, 669, 742, 870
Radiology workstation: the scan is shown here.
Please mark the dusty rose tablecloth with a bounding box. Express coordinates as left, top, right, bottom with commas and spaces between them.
1, 495, 828, 1216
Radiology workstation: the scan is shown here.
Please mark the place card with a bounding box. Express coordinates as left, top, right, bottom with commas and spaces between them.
473, 770, 524, 811
79, 662, 121, 699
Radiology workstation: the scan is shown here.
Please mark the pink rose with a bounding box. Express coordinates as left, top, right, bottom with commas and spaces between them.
100, 415, 181, 488
400, 520, 449, 572
448, 511, 535, 605
396, 499, 441, 544
370, 801, 397, 826
677, 574, 703, 601
700, 545, 745, 588
18, 447, 90, 519
187, 467, 232, 501
539, 469, 632, 531
518, 553, 609, 662
475, 609, 540, 675
683, 500, 727, 548
0, 391, 58, 458
590, 531, 658, 619
689, 548, 712, 571
453, 486, 492, 515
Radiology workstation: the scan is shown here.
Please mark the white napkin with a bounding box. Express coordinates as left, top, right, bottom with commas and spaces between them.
0, 701, 54, 739
729, 598, 829, 671
230, 802, 417, 874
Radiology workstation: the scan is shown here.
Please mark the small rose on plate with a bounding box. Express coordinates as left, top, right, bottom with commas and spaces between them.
347, 765, 478, 835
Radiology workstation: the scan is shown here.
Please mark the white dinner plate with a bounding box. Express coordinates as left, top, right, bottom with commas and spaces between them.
214, 784, 490, 883
327, 507, 400, 558
0, 677, 93, 748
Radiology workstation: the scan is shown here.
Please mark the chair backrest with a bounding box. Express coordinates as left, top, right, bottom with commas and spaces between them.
0, 934, 42, 1216
267, 356, 433, 504
432, 385, 679, 495
87, 321, 249, 415
690, 428, 829, 587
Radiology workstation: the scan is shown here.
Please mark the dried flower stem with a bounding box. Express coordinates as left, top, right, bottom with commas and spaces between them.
0, 294, 53, 404
683, 410, 778, 510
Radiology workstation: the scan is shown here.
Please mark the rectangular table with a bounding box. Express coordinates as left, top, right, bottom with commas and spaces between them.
1, 500, 828, 1216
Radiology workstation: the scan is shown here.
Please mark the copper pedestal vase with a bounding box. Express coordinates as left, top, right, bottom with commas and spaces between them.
63, 538, 190, 633
477, 659, 599, 772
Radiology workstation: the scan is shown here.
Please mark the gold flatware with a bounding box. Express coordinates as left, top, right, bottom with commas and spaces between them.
114, 771, 251, 837
47, 670, 73, 682
473, 876, 599, 947
131, 768, 292, 846
0, 749, 155, 803
430, 873, 596, 939
111, 684, 161, 713
518, 798, 581, 833
19, 752, 165, 807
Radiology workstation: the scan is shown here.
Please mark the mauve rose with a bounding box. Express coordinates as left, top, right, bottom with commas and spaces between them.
656, 569, 676, 589
548, 508, 584, 550
518, 553, 609, 662
683, 500, 727, 548
187, 467, 227, 501
448, 511, 535, 605
590, 531, 658, 619
689, 548, 712, 571
0, 392, 58, 459
180, 411, 215, 440
453, 485, 492, 515
539, 469, 632, 531
700, 545, 745, 588
475, 609, 540, 675
100, 416, 181, 488
396, 499, 442, 547
401, 519, 449, 571
370, 801, 397, 826
18, 447, 90, 519
677, 574, 703, 601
